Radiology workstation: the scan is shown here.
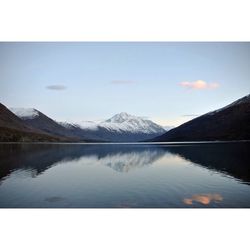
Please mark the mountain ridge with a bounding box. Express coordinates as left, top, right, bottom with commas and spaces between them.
61, 112, 166, 142
152, 94, 250, 142
10, 109, 166, 142
0, 103, 70, 142
3, 94, 249, 142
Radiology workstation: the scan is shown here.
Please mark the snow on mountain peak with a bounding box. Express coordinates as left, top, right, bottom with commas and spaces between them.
60, 112, 166, 135
101, 112, 166, 134
106, 112, 136, 123
10, 108, 39, 119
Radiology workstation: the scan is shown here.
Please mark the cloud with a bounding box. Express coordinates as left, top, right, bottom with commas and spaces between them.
179, 80, 219, 90
111, 80, 135, 84
46, 84, 67, 90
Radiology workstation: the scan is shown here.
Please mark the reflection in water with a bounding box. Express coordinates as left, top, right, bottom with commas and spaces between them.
0, 142, 250, 182
183, 194, 223, 205
0, 144, 166, 179
166, 143, 250, 183
0, 142, 250, 207
99, 150, 165, 172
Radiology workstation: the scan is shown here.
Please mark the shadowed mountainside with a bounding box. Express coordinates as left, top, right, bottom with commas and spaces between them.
0, 103, 71, 142
17, 108, 87, 140
152, 94, 250, 142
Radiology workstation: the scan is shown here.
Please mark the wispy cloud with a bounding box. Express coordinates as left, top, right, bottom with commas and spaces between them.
179, 80, 220, 90
46, 84, 67, 90
111, 80, 135, 84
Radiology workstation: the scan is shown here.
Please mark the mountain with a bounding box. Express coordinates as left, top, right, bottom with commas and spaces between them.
0, 104, 32, 131
0, 103, 66, 142
8, 107, 166, 142
10, 107, 86, 141
62, 112, 166, 142
152, 94, 250, 142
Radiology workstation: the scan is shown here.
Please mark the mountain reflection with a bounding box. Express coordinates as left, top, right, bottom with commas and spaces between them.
0, 144, 166, 180
165, 142, 250, 183
183, 193, 223, 205
0, 142, 250, 184
98, 150, 165, 172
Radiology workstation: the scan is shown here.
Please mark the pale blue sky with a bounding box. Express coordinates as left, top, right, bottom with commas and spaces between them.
0, 42, 249, 126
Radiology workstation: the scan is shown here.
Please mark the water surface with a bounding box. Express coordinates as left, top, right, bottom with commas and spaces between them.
0, 142, 250, 208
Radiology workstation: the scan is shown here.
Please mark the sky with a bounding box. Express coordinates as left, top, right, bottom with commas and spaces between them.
0, 42, 249, 126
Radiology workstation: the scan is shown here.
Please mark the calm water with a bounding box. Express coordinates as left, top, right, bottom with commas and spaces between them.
0, 142, 250, 208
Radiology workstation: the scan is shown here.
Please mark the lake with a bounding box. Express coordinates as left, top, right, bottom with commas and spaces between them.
0, 142, 250, 208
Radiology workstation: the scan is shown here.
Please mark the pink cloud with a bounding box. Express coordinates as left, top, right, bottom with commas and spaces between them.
179, 80, 220, 90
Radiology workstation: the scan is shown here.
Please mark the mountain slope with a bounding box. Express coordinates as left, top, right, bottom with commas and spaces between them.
152, 94, 250, 142
10, 107, 85, 140
8, 108, 167, 142
0, 103, 67, 142
0, 104, 32, 131
64, 112, 166, 142
102, 112, 165, 134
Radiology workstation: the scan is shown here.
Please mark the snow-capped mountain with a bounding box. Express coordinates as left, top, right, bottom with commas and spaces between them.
4, 94, 250, 142
74, 112, 165, 133
62, 112, 166, 142
0, 104, 73, 142
10, 107, 84, 141
102, 112, 165, 134
10, 108, 167, 142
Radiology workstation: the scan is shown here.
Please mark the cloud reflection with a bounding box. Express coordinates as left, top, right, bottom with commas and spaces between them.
183, 193, 223, 205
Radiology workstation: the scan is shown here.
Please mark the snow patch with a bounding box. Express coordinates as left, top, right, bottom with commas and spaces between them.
10, 108, 39, 119
59, 121, 99, 131
75, 121, 99, 130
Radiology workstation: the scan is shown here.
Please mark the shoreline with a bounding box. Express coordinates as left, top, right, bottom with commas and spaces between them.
1, 140, 250, 145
